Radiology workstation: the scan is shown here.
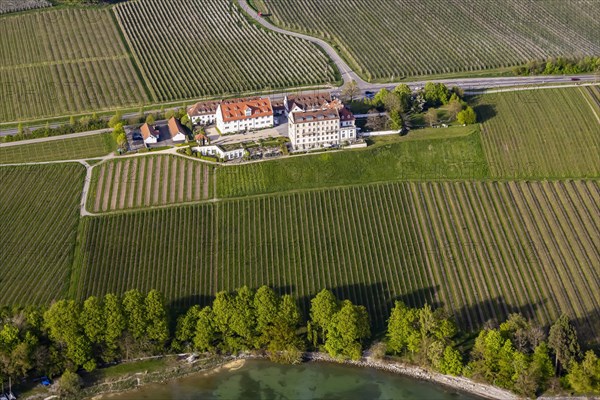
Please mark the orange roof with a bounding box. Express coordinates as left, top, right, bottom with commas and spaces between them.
187, 101, 220, 116
140, 123, 158, 140
220, 98, 273, 122
168, 117, 184, 136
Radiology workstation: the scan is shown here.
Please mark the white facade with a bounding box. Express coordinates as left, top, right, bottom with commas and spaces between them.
190, 114, 216, 125
288, 111, 340, 150
144, 136, 158, 145
194, 145, 245, 160
216, 111, 274, 134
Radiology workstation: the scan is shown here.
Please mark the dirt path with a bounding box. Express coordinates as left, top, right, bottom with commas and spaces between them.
102, 162, 114, 212
128, 159, 138, 209
178, 158, 185, 202
118, 159, 130, 210
110, 161, 122, 211
93, 164, 105, 213
145, 157, 154, 206
202, 164, 209, 200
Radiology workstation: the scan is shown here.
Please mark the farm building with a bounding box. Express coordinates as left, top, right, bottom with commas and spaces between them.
187, 101, 220, 125
140, 123, 159, 146
216, 97, 273, 134
168, 117, 186, 142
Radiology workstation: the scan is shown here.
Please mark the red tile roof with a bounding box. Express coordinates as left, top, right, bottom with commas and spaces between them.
339, 107, 355, 121
140, 123, 158, 140
168, 117, 185, 137
287, 92, 332, 112
220, 97, 273, 123
187, 101, 220, 117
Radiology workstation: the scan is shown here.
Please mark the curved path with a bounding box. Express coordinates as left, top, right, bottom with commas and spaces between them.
238, 0, 599, 92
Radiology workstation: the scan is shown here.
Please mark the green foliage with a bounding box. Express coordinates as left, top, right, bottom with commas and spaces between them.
309, 289, 339, 345
58, 370, 83, 399
103, 294, 126, 361
324, 300, 370, 360
80, 296, 105, 346
457, 106, 477, 125
386, 301, 420, 356
439, 346, 463, 376
144, 290, 169, 346
145, 114, 156, 125
108, 111, 123, 129
514, 56, 600, 75
423, 82, 450, 107
566, 350, 600, 394
175, 305, 201, 351
549, 314, 581, 373
194, 307, 217, 352
122, 289, 147, 340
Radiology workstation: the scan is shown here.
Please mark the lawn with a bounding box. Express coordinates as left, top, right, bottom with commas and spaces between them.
474, 87, 600, 179
0, 134, 115, 164
216, 125, 487, 197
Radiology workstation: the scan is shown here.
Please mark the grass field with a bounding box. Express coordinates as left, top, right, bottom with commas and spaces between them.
73, 180, 600, 342
88, 155, 215, 213
253, 0, 600, 80
0, 163, 85, 305
475, 87, 600, 179
0, 134, 115, 164
114, 0, 337, 103
217, 126, 487, 198
0, 8, 148, 122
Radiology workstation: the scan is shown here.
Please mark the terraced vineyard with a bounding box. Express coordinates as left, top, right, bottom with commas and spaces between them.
88, 155, 214, 213
74, 180, 600, 342
0, 8, 148, 122
0, 134, 115, 164
217, 126, 487, 198
475, 87, 600, 179
254, 0, 600, 80
114, 0, 337, 102
0, 163, 85, 305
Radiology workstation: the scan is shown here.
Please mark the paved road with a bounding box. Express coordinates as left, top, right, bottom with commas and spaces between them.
238, 0, 599, 93
0, 128, 113, 146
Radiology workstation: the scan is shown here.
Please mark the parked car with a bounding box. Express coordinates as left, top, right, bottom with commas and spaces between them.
132, 133, 143, 140
571, 77, 581, 81
41, 377, 51, 386
365, 91, 375, 99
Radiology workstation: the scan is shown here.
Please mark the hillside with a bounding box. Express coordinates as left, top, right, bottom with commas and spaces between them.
254, 0, 600, 80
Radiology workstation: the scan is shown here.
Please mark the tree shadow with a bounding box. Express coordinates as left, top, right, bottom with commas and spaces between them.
473, 104, 496, 123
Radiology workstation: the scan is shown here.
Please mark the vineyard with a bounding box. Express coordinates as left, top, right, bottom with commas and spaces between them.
475, 87, 600, 179
74, 180, 600, 342
114, 0, 337, 103
0, 163, 85, 305
0, 0, 50, 14
0, 134, 116, 164
0, 8, 148, 122
88, 155, 214, 213
253, 0, 600, 80
217, 126, 487, 198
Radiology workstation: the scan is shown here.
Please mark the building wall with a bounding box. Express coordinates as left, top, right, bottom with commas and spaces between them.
289, 117, 341, 150
190, 114, 216, 125
217, 114, 273, 134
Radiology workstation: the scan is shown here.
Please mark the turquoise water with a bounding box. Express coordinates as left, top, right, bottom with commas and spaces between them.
106, 359, 482, 400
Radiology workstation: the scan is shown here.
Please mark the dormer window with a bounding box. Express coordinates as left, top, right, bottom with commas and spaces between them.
245, 107, 252, 117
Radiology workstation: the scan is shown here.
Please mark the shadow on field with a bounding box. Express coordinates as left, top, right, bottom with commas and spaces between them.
473, 104, 496, 123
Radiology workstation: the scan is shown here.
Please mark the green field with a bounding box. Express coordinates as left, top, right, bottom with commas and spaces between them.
217, 126, 487, 198
0, 134, 115, 164
0, 163, 85, 305
114, 0, 337, 103
475, 87, 600, 179
0, 8, 149, 122
254, 0, 600, 80
73, 180, 600, 341
88, 155, 215, 213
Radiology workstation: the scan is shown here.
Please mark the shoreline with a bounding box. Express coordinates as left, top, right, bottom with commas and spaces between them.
28, 352, 517, 400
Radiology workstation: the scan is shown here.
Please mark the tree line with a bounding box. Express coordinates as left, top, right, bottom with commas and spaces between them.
1, 287, 599, 397
513, 56, 600, 76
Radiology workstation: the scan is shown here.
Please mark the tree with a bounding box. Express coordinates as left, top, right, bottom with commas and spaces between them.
108, 110, 122, 128
372, 88, 389, 109
80, 296, 105, 346
548, 314, 580, 373
267, 295, 304, 364
181, 114, 192, 131
365, 109, 388, 132
194, 307, 217, 352
387, 301, 419, 356
388, 110, 403, 131
309, 289, 339, 345
425, 108, 438, 127
457, 106, 477, 125
342, 80, 360, 102
254, 286, 279, 347
393, 84, 412, 112
447, 98, 464, 121
324, 300, 370, 360
423, 82, 450, 107
122, 289, 146, 341
103, 293, 125, 361
144, 290, 169, 346
566, 350, 600, 394
145, 114, 156, 125
58, 370, 83, 399
439, 346, 463, 376
530, 342, 554, 393
175, 305, 201, 351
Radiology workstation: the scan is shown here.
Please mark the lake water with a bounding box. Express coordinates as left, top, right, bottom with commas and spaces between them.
105, 359, 483, 400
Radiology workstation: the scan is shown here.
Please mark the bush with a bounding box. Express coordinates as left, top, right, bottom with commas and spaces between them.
457, 106, 477, 125
58, 370, 83, 399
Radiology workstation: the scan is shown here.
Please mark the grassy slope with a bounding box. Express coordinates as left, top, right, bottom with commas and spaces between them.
0, 134, 115, 163
217, 126, 487, 198
0, 163, 85, 305
474, 87, 600, 179
74, 180, 600, 343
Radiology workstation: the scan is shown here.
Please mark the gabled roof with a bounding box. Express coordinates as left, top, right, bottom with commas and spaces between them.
187, 101, 220, 117
339, 107, 355, 121
140, 123, 158, 140
219, 97, 273, 122
168, 117, 185, 136
291, 108, 339, 123
286, 92, 332, 112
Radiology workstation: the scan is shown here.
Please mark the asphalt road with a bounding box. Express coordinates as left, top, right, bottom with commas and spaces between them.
0, 0, 597, 137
